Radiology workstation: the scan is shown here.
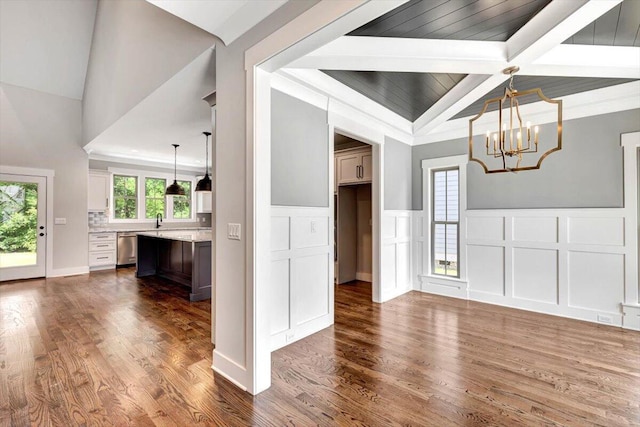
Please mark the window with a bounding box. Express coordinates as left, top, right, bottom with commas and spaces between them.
172, 180, 191, 219
145, 178, 166, 219
113, 175, 137, 219
432, 168, 459, 277
110, 169, 195, 221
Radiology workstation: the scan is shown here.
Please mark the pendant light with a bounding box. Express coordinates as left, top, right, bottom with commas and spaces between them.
195, 131, 212, 192
165, 144, 186, 196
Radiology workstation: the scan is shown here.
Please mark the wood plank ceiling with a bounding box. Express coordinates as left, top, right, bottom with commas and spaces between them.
320, 0, 639, 122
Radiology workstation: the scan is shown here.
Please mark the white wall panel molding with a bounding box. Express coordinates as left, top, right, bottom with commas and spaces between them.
463, 208, 630, 327
270, 206, 333, 351
381, 210, 413, 302
621, 131, 640, 329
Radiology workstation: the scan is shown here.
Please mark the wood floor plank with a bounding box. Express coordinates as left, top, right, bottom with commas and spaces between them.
1, 272, 639, 426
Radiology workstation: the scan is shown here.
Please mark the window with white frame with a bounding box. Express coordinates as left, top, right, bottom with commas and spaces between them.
431, 168, 459, 277
110, 169, 195, 222
144, 177, 166, 219
113, 175, 138, 219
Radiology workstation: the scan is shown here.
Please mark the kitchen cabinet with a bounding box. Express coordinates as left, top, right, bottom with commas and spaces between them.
88, 170, 110, 212
196, 190, 212, 213
335, 147, 372, 186
89, 232, 116, 270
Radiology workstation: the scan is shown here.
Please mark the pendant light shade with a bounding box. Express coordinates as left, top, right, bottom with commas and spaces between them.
195, 131, 212, 192
165, 144, 186, 196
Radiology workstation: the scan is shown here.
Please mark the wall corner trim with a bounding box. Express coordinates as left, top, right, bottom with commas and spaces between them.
622, 304, 640, 331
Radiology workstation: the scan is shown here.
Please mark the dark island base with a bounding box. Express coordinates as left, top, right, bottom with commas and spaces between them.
136, 235, 211, 301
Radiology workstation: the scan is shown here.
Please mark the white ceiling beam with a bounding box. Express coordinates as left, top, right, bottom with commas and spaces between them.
288, 35, 639, 78
253, 0, 408, 73
506, 0, 622, 64
279, 68, 413, 141
412, 74, 508, 136
524, 45, 640, 78
287, 37, 507, 74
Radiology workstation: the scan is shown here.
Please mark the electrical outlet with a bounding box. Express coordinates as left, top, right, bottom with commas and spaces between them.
228, 223, 241, 240
310, 220, 316, 234
597, 314, 613, 324
285, 332, 295, 342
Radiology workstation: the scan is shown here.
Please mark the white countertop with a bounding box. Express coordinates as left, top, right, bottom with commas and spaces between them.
89, 227, 210, 233
136, 229, 212, 243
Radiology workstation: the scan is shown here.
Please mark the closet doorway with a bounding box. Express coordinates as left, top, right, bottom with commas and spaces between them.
334, 133, 372, 286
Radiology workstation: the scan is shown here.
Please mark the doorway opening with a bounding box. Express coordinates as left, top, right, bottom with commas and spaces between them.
334, 133, 372, 292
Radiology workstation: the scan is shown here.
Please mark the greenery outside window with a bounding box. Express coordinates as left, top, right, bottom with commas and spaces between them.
173, 180, 191, 219
145, 178, 166, 219
113, 175, 137, 219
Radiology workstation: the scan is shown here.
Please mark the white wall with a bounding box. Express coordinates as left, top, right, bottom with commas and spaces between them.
82, 0, 215, 145
213, 0, 319, 394
1, 83, 89, 275
414, 148, 639, 330
270, 206, 333, 350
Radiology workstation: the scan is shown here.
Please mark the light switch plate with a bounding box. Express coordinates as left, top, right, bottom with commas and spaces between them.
228, 223, 241, 240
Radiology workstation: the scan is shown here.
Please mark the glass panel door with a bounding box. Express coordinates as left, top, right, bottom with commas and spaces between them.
0, 174, 46, 281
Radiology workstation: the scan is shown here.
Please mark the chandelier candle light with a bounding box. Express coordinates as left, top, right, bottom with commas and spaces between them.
468, 66, 562, 173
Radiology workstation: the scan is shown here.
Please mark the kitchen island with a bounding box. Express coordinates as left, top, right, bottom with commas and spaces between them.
136, 230, 212, 301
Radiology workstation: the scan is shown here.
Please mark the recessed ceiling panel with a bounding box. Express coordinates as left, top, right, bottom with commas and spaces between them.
349, 0, 552, 41
322, 70, 466, 121
453, 76, 638, 119
564, 0, 640, 46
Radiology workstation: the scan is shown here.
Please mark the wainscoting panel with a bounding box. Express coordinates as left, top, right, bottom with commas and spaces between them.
416, 208, 632, 327
513, 217, 558, 243
270, 206, 333, 351
270, 259, 290, 335
381, 211, 413, 302
513, 247, 558, 304
467, 245, 505, 297
467, 216, 504, 241
568, 251, 625, 313
461, 209, 629, 326
568, 217, 625, 246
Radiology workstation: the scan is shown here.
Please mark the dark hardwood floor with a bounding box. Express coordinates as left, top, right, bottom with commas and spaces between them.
1, 271, 639, 426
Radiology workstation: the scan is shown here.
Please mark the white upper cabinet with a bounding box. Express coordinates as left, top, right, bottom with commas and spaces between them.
88, 170, 110, 212
335, 147, 372, 186
196, 190, 212, 213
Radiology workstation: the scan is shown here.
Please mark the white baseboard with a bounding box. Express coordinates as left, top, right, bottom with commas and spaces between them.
356, 272, 372, 282
212, 349, 248, 391
48, 266, 90, 278
622, 304, 640, 331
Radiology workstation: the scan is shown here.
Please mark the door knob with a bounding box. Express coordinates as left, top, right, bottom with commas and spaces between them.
39, 233, 45, 236
39, 226, 44, 230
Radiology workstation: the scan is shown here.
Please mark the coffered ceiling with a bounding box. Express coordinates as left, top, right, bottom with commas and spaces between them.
284, 0, 640, 142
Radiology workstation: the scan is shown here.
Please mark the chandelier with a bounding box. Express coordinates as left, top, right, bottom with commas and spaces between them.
468, 66, 562, 173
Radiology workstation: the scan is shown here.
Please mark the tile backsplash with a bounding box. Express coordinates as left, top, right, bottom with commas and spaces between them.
88, 212, 211, 227
88, 211, 108, 226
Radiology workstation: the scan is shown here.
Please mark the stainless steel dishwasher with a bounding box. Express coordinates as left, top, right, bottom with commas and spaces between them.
117, 232, 137, 266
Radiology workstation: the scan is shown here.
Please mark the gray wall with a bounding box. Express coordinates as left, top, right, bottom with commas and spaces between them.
1, 83, 89, 270
271, 89, 328, 207
411, 139, 466, 210
411, 109, 640, 210
384, 136, 412, 210
82, 0, 215, 145
468, 109, 639, 209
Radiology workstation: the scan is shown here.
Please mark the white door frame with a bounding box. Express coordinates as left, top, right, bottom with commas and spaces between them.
330, 124, 384, 303
621, 132, 639, 330
0, 165, 54, 278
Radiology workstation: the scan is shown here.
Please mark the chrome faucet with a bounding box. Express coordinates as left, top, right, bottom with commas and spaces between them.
156, 213, 163, 228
